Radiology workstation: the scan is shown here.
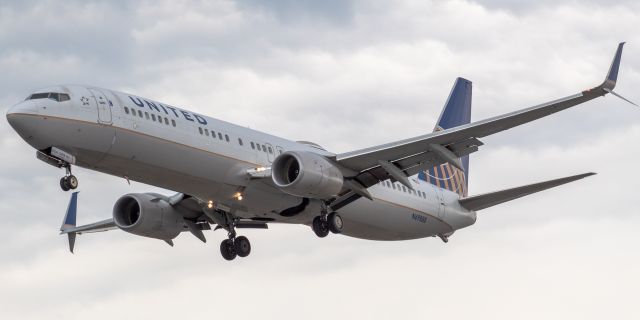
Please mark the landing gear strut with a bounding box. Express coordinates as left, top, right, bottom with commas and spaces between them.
312, 205, 343, 238
218, 221, 251, 261
59, 165, 78, 191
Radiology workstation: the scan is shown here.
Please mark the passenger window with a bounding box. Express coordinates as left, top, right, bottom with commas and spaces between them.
268, 146, 273, 154
151, 114, 156, 121
402, 186, 406, 192
171, 119, 176, 127
262, 145, 267, 152
124, 106, 129, 114
145, 112, 150, 120
164, 118, 169, 125
59, 93, 70, 102
199, 127, 203, 134
392, 184, 396, 190
218, 133, 223, 140
138, 110, 143, 118
225, 134, 229, 142
205, 129, 209, 136
238, 138, 243, 146
250, 142, 255, 149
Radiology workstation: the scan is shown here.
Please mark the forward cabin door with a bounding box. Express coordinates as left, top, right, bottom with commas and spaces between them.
89, 88, 112, 124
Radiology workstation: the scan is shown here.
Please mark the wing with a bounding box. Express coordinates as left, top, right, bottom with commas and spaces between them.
331, 43, 628, 210
58, 192, 118, 253
61, 219, 117, 234
58, 192, 268, 253
59, 192, 206, 252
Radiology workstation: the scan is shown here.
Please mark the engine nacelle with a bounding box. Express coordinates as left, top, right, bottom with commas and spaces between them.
113, 193, 183, 240
271, 151, 344, 199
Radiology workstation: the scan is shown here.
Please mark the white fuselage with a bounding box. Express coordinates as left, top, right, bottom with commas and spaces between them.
6, 85, 476, 241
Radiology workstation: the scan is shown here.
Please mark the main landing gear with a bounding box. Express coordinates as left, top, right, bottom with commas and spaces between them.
59, 165, 78, 191
312, 211, 343, 238
219, 222, 251, 261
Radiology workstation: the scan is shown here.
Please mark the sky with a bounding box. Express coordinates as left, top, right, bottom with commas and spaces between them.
1, 0, 639, 319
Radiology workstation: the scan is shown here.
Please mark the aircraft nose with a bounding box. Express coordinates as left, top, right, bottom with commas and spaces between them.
6, 100, 37, 125
6, 100, 38, 117
6, 101, 40, 142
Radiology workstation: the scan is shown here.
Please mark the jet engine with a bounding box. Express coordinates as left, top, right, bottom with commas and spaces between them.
113, 193, 183, 240
271, 151, 343, 199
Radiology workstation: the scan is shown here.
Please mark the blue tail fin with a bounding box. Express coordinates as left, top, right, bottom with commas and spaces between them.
418, 78, 472, 196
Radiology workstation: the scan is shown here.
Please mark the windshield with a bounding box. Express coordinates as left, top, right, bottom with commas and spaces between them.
26, 92, 70, 102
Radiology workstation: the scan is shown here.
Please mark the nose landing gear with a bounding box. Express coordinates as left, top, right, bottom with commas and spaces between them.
59, 165, 78, 191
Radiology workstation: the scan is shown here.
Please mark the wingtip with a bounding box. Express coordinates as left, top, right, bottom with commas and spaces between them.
60, 192, 79, 231
603, 42, 626, 89
67, 232, 76, 254
456, 77, 472, 84
578, 172, 597, 178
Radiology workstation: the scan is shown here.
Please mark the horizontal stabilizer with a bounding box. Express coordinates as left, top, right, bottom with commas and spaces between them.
458, 172, 596, 211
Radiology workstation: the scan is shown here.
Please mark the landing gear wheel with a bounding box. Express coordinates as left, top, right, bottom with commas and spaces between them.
312, 216, 330, 238
67, 175, 78, 190
327, 212, 343, 234
234, 236, 251, 257
220, 239, 237, 261
60, 177, 71, 191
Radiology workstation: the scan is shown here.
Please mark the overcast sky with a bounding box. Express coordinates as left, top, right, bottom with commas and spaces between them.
1, 1, 639, 319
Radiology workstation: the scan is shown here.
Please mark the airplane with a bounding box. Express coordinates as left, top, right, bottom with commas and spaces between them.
5, 43, 634, 261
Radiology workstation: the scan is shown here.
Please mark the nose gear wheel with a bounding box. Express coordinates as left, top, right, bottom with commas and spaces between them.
59, 165, 78, 191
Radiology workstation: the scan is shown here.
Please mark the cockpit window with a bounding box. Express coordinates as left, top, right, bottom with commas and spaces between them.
26, 92, 71, 102
27, 93, 49, 100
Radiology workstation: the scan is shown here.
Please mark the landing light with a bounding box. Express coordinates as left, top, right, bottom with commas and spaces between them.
233, 192, 244, 201
207, 200, 213, 209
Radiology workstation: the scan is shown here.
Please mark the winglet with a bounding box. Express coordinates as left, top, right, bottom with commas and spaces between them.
60, 192, 78, 231
60, 192, 79, 253
602, 42, 625, 90
599, 42, 638, 106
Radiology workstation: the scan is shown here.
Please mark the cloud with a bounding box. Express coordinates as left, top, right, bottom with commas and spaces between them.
1, 0, 639, 319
